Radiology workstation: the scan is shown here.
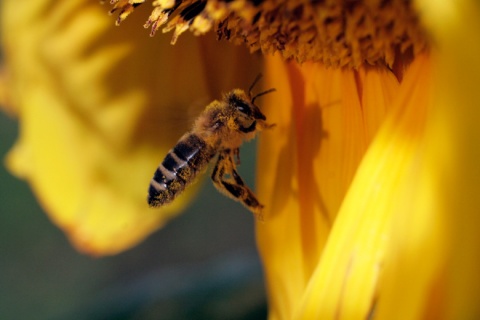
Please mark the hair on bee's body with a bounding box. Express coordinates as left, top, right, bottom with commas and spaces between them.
148, 75, 275, 217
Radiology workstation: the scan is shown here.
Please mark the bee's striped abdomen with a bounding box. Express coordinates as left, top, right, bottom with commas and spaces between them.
148, 133, 215, 207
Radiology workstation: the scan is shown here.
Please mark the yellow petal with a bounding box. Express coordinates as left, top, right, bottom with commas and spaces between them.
428, 2, 480, 317
376, 0, 480, 318
1, 0, 259, 255
296, 53, 432, 319
257, 1, 480, 318
256, 53, 400, 319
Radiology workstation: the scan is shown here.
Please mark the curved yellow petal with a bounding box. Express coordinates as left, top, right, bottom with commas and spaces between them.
376, 0, 480, 318
259, 0, 480, 314
428, 2, 480, 317
256, 53, 400, 319
1, 0, 259, 255
296, 53, 432, 319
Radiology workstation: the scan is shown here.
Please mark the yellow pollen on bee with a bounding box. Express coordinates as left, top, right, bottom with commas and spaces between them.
227, 117, 238, 130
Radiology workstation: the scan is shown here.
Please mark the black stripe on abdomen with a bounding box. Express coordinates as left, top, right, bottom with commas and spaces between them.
148, 133, 216, 207
173, 134, 207, 166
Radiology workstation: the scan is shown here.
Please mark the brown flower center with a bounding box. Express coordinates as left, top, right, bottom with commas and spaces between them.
108, 0, 427, 68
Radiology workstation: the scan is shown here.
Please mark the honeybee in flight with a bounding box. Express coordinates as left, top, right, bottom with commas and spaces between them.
148, 75, 275, 218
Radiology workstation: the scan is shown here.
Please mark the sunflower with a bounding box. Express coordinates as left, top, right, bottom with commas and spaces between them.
2, 0, 480, 318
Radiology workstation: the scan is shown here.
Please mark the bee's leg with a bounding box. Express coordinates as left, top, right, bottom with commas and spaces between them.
233, 148, 240, 165
211, 150, 264, 218
229, 167, 264, 214
259, 122, 276, 130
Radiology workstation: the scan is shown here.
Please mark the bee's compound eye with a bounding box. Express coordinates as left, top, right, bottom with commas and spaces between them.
213, 119, 223, 129
236, 101, 250, 115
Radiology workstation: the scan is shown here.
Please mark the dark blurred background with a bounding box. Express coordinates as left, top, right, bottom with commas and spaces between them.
0, 111, 267, 320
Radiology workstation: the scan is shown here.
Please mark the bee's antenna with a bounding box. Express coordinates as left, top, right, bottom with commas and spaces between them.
251, 88, 276, 104
249, 73, 276, 104
248, 73, 263, 98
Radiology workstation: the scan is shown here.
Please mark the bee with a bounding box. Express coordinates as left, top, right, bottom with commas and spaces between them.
148, 75, 275, 218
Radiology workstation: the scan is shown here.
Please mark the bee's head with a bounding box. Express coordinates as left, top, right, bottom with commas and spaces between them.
227, 90, 267, 122
227, 74, 275, 121
226, 74, 276, 132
